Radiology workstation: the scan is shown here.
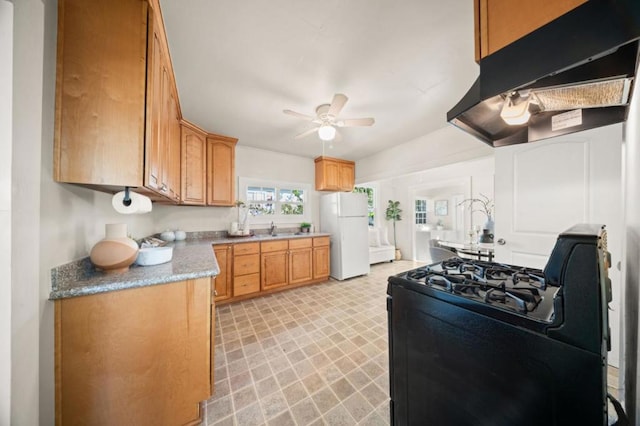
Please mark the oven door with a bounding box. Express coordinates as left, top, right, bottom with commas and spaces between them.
387, 282, 607, 426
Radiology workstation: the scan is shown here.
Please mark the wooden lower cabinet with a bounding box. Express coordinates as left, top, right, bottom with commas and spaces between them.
214, 236, 332, 304
261, 240, 289, 290
289, 238, 313, 285
213, 244, 232, 302
233, 242, 260, 296
313, 236, 330, 280
55, 277, 212, 426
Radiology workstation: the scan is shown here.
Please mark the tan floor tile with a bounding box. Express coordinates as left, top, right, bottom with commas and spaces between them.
282, 380, 308, 406
259, 390, 288, 420
291, 397, 321, 425
361, 382, 387, 408
255, 376, 279, 397
206, 261, 423, 426
302, 372, 325, 395
207, 395, 233, 422
234, 401, 264, 426
331, 377, 356, 400
346, 368, 372, 391
229, 370, 252, 393
343, 392, 374, 422
324, 404, 356, 426
267, 410, 296, 426
311, 387, 339, 414
275, 367, 297, 388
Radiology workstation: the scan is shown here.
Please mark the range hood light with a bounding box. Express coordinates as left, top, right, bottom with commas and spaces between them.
500, 94, 531, 126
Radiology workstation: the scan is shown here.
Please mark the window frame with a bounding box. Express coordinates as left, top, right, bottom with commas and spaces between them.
415, 198, 428, 225
239, 177, 312, 224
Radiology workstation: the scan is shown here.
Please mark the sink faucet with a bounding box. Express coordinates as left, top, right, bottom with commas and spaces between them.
270, 221, 276, 236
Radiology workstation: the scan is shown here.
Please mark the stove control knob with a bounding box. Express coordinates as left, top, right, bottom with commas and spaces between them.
497, 238, 506, 245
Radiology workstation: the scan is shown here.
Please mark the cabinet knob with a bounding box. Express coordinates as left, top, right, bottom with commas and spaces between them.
497, 238, 506, 245
214, 289, 218, 296
160, 184, 168, 192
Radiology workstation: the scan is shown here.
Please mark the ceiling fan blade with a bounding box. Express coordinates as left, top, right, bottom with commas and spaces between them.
327, 94, 348, 117
337, 117, 375, 127
283, 109, 315, 121
294, 127, 319, 139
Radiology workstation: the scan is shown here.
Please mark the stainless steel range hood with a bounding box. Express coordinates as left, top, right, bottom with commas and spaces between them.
447, 0, 640, 147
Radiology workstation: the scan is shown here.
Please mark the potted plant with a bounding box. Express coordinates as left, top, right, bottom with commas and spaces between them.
385, 200, 402, 260
300, 222, 311, 233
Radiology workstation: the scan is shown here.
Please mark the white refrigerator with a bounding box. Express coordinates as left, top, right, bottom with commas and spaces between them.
319, 192, 370, 280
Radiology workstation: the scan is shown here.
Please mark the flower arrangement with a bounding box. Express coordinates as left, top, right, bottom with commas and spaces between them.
457, 194, 494, 219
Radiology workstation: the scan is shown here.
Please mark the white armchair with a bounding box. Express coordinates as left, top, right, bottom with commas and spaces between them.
368, 227, 395, 264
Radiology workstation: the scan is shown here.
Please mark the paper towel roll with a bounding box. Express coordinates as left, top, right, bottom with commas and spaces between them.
112, 190, 152, 214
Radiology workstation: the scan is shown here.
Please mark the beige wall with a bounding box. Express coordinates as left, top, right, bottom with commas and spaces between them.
152, 146, 320, 234
1, 1, 12, 423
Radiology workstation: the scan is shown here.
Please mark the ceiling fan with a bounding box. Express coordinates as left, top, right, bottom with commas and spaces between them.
283, 93, 375, 141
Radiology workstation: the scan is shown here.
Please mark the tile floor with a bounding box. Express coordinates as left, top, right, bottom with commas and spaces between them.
203, 259, 621, 425
204, 260, 422, 426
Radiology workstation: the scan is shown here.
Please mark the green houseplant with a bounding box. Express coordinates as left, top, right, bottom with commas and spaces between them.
385, 200, 402, 259
300, 222, 311, 233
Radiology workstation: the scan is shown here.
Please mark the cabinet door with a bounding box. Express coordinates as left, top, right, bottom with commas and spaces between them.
339, 163, 355, 191
54, 0, 147, 187
475, 0, 586, 60
207, 137, 237, 206
167, 88, 181, 202
213, 245, 232, 301
289, 248, 313, 284
181, 124, 207, 205
55, 278, 211, 425
145, 19, 164, 192
261, 251, 288, 290
313, 246, 330, 280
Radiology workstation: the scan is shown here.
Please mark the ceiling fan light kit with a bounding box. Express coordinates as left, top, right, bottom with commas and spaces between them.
318, 124, 336, 141
284, 93, 375, 141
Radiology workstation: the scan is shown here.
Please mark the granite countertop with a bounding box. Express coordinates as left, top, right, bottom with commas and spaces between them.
49, 231, 331, 300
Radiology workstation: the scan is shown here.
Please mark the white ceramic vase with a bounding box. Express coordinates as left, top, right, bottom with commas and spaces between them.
90, 224, 139, 274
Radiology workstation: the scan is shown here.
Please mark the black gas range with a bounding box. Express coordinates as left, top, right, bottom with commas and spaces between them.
387, 224, 618, 425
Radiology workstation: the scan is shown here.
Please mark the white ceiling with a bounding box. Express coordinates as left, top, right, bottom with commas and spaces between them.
159, 0, 480, 161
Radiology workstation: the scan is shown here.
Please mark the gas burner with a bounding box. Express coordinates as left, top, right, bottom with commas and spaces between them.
484, 287, 542, 313
401, 257, 553, 318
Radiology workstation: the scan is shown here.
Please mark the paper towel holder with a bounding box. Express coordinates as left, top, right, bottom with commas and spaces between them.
122, 187, 132, 207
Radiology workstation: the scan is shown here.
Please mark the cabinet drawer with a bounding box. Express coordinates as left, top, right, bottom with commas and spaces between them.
234, 254, 260, 276
234, 242, 260, 255
313, 236, 330, 247
233, 273, 260, 296
289, 238, 312, 249
261, 240, 288, 253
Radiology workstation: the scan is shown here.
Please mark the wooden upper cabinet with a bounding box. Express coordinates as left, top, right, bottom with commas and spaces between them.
475, 0, 587, 61
207, 135, 238, 206
54, 0, 181, 201
181, 121, 207, 205
315, 156, 356, 192
54, 0, 148, 187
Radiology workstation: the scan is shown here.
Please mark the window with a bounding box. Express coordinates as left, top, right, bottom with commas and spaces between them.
354, 186, 375, 226
415, 199, 427, 224
240, 178, 311, 223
